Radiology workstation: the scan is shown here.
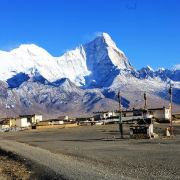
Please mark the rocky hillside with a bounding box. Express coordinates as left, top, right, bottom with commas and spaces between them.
0, 33, 179, 118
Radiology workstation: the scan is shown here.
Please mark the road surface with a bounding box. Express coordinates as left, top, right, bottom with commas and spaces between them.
0, 124, 180, 179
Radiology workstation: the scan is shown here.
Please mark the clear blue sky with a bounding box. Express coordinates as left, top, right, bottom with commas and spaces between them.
0, 0, 180, 69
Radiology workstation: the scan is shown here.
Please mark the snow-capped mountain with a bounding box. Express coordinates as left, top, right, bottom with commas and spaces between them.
0, 33, 179, 117
138, 66, 180, 82
0, 33, 134, 88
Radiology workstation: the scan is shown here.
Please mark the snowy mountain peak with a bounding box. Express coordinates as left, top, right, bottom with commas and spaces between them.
157, 67, 165, 72
82, 33, 134, 87
0, 33, 135, 88
173, 64, 180, 70
99, 32, 118, 49
94, 32, 123, 53
10, 44, 52, 58
0, 33, 178, 91
143, 65, 154, 72
85, 32, 133, 69
146, 65, 154, 71
138, 66, 155, 79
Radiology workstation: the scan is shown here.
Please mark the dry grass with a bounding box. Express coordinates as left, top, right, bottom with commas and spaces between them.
0, 156, 30, 180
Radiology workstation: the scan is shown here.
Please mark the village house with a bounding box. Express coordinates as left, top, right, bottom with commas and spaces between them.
38, 119, 64, 126
0, 117, 16, 129
19, 114, 43, 124
58, 116, 69, 121
16, 117, 30, 128
93, 111, 117, 120
148, 107, 170, 121
93, 107, 170, 122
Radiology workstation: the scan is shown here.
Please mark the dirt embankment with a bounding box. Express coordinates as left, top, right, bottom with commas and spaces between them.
0, 149, 64, 180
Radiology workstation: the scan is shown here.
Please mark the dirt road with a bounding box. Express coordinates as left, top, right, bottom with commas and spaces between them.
0, 124, 180, 179
0, 138, 125, 180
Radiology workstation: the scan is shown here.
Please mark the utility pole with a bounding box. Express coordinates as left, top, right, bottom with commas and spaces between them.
169, 84, 173, 135
118, 91, 123, 138
144, 92, 147, 110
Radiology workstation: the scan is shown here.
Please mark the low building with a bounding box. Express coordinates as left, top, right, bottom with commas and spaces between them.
49, 120, 64, 125
76, 117, 94, 122
0, 117, 16, 128
94, 107, 170, 122
58, 116, 69, 121
19, 114, 43, 124
148, 107, 170, 121
120, 108, 170, 122
16, 117, 30, 128
93, 111, 117, 120
38, 119, 64, 126
32, 114, 43, 123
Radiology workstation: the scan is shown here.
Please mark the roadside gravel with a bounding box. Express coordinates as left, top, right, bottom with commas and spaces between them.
0, 124, 180, 180
0, 139, 129, 180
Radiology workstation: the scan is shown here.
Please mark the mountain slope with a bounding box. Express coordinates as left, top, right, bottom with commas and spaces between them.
0, 33, 179, 117
0, 79, 120, 118
83, 33, 134, 87
0, 33, 134, 88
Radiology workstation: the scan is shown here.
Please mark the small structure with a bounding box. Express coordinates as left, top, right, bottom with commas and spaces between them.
16, 117, 30, 128
94, 107, 170, 122
0, 118, 16, 128
38, 118, 64, 126
93, 111, 116, 120
93, 109, 151, 123
130, 118, 154, 139
19, 114, 43, 124
32, 114, 43, 123
48, 119, 64, 125
165, 128, 171, 137
58, 116, 69, 121
148, 107, 170, 122
130, 124, 153, 139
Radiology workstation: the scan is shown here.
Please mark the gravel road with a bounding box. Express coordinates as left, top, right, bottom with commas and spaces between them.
0, 124, 180, 180
0, 138, 127, 180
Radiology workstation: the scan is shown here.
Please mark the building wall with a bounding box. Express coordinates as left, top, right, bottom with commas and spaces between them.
1, 118, 16, 128
9, 119, 16, 127
0, 125, 9, 129
34, 115, 43, 122
165, 109, 170, 119
102, 112, 113, 119
150, 108, 170, 120
16, 118, 29, 127
31, 115, 43, 124
150, 109, 164, 119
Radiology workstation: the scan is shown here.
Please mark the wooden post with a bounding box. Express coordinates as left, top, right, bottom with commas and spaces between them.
144, 92, 147, 110
118, 91, 123, 138
169, 84, 173, 135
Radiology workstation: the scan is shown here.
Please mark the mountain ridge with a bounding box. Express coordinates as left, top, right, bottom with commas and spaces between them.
0, 33, 179, 118
0, 33, 179, 87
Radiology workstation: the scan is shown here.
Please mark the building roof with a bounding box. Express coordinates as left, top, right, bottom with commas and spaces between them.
19, 114, 42, 118
148, 107, 168, 111
94, 107, 169, 115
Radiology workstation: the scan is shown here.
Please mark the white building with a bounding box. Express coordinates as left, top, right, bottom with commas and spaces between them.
93, 111, 115, 120
16, 117, 30, 128
94, 107, 170, 122
19, 114, 43, 124
33, 115, 43, 123
148, 107, 170, 121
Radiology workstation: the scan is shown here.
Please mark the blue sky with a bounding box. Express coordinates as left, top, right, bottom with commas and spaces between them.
0, 0, 180, 69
